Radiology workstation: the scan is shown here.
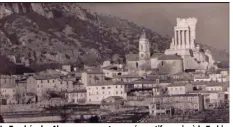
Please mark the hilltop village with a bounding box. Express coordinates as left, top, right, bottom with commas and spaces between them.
0, 17, 229, 123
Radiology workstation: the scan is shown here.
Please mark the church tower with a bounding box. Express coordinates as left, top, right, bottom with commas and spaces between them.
139, 30, 150, 60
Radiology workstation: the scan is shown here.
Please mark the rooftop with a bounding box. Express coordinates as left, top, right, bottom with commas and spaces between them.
167, 83, 191, 87
190, 71, 206, 75
0, 75, 17, 79
88, 80, 128, 86
131, 79, 158, 84
115, 74, 142, 78
102, 65, 124, 72
125, 53, 139, 61
33, 75, 61, 80
194, 76, 209, 79
66, 89, 87, 93
151, 94, 201, 98
188, 91, 224, 94
206, 83, 224, 87
84, 69, 104, 74
73, 82, 84, 86
171, 72, 193, 77
158, 54, 182, 60
151, 53, 164, 58
0, 83, 16, 88
148, 69, 170, 75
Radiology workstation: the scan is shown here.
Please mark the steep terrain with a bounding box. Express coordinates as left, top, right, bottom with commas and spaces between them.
0, 3, 229, 74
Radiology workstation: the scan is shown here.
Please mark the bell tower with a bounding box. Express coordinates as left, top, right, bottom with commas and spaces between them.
139, 30, 150, 60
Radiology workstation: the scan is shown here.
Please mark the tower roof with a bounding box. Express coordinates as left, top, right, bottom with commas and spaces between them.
140, 30, 146, 39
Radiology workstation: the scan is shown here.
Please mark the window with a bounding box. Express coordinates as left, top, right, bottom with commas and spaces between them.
109, 91, 111, 94
161, 61, 164, 66
121, 85, 123, 88
41, 80, 42, 83
116, 91, 118, 94
102, 87, 105, 90
156, 104, 160, 110
103, 92, 105, 94
121, 91, 123, 94
97, 92, 98, 95
47, 80, 49, 83
108, 87, 111, 89
141, 53, 144, 57
180, 87, 183, 91
116, 85, 118, 88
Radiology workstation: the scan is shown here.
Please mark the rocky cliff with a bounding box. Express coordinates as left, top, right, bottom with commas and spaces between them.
0, 3, 228, 74
0, 3, 53, 19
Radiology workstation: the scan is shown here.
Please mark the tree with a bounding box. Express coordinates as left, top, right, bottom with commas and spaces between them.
112, 54, 125, 64
112, 54, 120, 64
44, 105, 73, 123
82, 48, 101, 66
88, 115, 100, 123
0, 115, 4, 123
74, 119, 82, 123
14, 93, 22, 104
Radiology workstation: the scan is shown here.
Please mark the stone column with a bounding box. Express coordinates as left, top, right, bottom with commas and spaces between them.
180, 30, 182, 47
182, 30, 185, 49
174, 30, 177, 48
174, 30, 177, 49
177, 30, 181, 49
186, 29, 190, 49
190, 28, 195, 49
176, 30, 179, 48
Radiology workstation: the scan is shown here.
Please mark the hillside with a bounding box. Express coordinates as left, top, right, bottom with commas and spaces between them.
0, 3, 229, 74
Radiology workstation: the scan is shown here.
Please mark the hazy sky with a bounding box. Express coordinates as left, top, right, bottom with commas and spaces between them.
80, 3, 229, 51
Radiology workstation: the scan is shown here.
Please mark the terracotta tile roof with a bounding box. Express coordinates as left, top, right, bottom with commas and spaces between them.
73, 82, 84, 85
0, 84, 16, 88
115, 74, 141, 78
167, 83, 191, 87
151, 94, 201, 98
151, 53, 164, 58
87, 80, 131, 86
85, 69, 104, 74
66, 89, 86, 93
102, 65, 123, 72
131, 79, 158, 84
125, 54, 139, 61
158, 55, 182, 60
188, 91, 224, 94
33, 75, 61, 80
206, 83, 224, 87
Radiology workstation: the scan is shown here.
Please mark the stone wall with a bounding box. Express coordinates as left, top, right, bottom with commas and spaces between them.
0, 104, 42, 113
157, 59, 183, 74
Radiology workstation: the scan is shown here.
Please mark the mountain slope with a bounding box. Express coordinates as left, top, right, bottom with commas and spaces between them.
0, 3, 228, 74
